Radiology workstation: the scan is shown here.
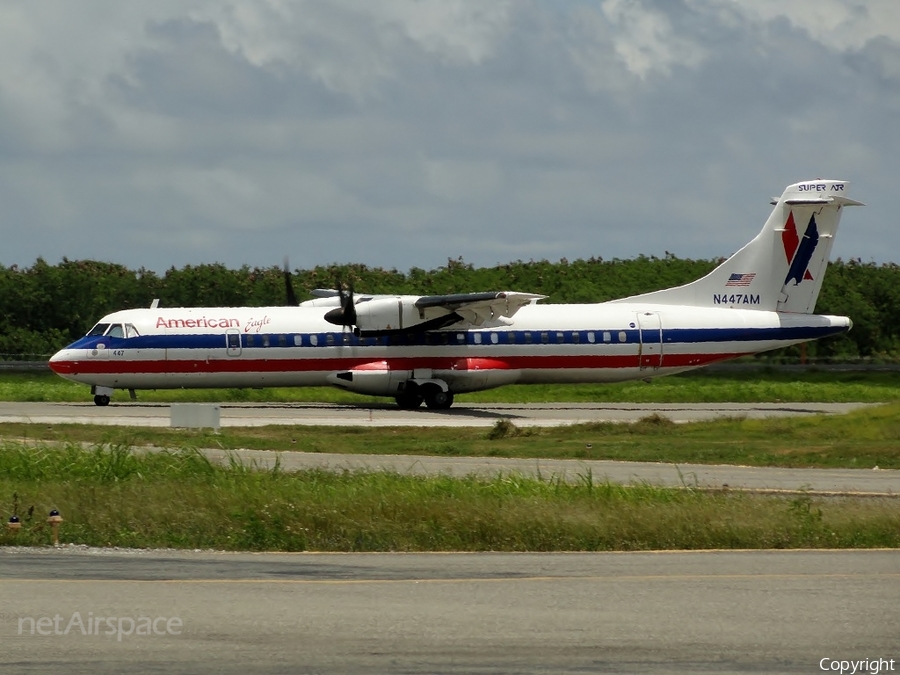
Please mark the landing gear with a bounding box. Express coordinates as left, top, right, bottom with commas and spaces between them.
91, 385, 114, 406
395, 392, 424, 409
424, 389, 454, 410
394, 380, 454, 410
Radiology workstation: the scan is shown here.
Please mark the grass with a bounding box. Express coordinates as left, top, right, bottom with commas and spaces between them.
1, 443, 898, 552
6, 371, 897, 553
6, 369, 900, 404
4, 402, 900, 469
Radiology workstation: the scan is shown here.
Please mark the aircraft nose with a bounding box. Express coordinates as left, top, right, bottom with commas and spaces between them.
48, 349, 73, 375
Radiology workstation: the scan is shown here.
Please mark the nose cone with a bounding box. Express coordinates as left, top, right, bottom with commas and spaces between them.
48, 349, 75, 375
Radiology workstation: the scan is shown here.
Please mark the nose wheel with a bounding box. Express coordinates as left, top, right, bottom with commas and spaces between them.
93, 395, 110, 407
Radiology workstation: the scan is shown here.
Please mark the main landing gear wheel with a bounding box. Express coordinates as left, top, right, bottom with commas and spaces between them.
424, 389, 454, 410
93, 395, 110, 407
395, 393, 424, 409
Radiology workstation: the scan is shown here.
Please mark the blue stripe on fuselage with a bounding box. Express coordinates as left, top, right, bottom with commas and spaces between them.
61, 324, 847, 352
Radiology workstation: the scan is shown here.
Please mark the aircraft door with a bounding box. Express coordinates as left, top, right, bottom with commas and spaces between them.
637, 312, 662, 370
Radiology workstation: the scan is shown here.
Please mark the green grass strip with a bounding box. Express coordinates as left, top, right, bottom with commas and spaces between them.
1, 443, 898, 552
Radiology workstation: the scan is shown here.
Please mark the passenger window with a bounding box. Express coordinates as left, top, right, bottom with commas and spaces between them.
603, 332, 611, 343
474, 334, 482, 344
588, 331, 596, 344
524, 332, 533, 344
556, 332, 564, 343
618, 331, 627, 343
572, 332, 580, 344
246, 335, 255, 347
541, 332, 549, 344
456, 333, 465, 344
227, 333, 240, 349
262, 335, 270, 347
106, 325, 124, 339
279, 335, 287, 347
490, 333, 499, 344
326, 334, 335, 346
310, 335, 318, 346
294, 335, 303, 346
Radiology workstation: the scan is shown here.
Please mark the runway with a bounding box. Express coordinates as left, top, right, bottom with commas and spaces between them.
197, 448, 900, 495
2, 547, 897, 674
0, 400, 872, 428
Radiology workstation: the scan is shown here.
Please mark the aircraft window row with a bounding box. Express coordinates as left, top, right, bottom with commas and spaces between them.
233, 330, 635, 348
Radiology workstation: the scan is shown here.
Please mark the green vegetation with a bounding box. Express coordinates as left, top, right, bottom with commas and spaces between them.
2, 443, 897, 551
3, 255, 900, 360
4, 402, 900, 469
6, 369, 900, 404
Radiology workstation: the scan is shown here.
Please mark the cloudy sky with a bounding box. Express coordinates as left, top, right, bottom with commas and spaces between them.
1, 0, 898, 275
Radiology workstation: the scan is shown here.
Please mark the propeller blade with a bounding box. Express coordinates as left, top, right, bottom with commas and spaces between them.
345, 283, 357, 326
283, 258, 298, 306
323, 276, 358, 330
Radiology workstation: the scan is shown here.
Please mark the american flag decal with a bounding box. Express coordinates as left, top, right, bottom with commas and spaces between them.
725, 273, 756, 287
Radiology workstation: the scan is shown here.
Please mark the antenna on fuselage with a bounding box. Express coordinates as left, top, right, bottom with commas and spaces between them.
150, 299, 160, 309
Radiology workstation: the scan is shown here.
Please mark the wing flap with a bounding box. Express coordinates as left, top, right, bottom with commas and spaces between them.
416, 291, 544, 326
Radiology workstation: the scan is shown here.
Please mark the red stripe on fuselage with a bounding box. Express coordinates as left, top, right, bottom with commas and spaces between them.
49, 352, 747, 376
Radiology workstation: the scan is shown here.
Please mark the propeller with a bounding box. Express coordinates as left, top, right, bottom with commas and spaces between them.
283, 258, 298, 306
324, 277, 358, 332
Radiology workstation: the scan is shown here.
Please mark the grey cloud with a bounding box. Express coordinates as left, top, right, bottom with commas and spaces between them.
0, 1, 897, 274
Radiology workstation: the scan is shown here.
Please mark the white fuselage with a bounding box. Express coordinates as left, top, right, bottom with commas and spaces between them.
49, 302, 850, 396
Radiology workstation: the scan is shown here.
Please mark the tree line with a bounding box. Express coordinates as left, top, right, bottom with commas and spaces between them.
1, 256, 897, 360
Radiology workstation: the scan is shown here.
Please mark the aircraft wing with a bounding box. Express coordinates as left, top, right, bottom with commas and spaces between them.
310, 289, 545, 333
414, 292, 545, 326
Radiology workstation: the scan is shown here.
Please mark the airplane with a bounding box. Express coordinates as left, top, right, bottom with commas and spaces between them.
49, 179, 862, 409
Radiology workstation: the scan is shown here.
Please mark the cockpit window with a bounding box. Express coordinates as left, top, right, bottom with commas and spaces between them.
106, 325, 125, 339
125, 324, 140, 338
88, 323, 110, 336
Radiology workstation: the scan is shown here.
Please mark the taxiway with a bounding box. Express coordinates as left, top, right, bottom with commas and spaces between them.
2, 548, 897, 674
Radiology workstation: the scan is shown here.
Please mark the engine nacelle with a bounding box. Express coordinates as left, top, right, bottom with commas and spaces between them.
354, 297, 426, 333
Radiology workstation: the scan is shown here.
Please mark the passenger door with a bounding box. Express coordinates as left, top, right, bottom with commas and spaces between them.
637, 312, 662, 370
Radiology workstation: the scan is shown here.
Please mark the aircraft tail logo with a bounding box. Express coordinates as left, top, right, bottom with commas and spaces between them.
782, 212, 818, 286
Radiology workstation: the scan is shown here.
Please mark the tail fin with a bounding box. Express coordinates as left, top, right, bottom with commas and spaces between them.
612, 180, 863, 313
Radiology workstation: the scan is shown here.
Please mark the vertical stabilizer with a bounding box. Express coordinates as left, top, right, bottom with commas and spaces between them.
611, 180, 863, 313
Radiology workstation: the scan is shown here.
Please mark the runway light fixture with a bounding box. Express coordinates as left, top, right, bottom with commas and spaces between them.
47, 509, 63, 546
